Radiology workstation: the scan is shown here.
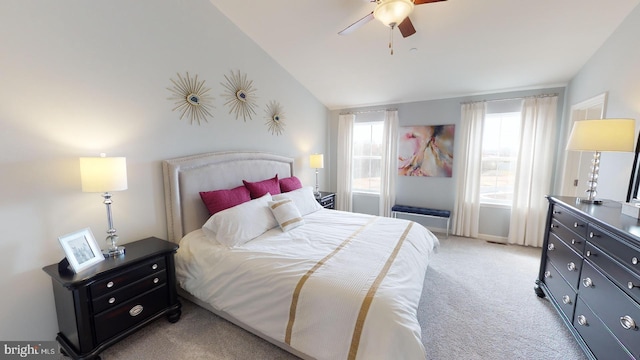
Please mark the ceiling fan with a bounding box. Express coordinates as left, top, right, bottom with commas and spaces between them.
339, 0, 446, 53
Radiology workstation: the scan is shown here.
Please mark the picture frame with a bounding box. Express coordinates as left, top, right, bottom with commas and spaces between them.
58, 228, 104, 273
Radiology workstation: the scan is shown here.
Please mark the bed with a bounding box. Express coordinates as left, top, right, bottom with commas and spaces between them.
162, 151, 439, 360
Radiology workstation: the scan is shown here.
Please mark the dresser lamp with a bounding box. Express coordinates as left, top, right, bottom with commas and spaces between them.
80, 154, 128, 256
310, 153, 324, 198
565, 118, 635, 204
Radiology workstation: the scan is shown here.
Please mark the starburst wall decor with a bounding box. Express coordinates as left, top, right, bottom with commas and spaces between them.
221, 70, 258, 122
167, 72, 214, 125
264, 101, 286, 135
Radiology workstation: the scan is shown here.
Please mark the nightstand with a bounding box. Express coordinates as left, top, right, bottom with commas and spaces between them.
43, 237, 182, 360
316, 191, 336, 209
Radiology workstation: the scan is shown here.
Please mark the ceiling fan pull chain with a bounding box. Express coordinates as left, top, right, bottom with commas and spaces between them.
389, 25, 394, 55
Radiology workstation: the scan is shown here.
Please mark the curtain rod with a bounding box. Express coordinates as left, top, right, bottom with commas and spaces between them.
460, 93, 559, 105
339, 108, 398, 115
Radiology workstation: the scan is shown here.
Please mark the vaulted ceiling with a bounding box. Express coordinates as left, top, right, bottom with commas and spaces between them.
209, 0, 639, 110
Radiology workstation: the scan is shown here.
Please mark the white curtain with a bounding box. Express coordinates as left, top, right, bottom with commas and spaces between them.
508, 96, 558, 246
452, 102, 486, 237
379, 110, 398, 217
336, 114, 355, 211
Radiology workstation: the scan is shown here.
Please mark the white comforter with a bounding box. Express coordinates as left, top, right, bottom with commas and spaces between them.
176, 209, 439, 360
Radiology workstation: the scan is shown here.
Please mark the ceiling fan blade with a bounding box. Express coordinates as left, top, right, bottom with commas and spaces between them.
338, 11, 374, 35
414, 0, 446, 5
398, 17, 416, 38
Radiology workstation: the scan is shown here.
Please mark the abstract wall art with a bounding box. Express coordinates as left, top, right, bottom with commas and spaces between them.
398, 124, 455, 177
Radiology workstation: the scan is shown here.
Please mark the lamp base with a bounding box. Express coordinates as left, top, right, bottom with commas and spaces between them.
103, 246, 125, 257
578, 198, 603, 205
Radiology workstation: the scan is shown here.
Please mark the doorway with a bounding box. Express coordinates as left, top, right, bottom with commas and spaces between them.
560, 93, 607, 197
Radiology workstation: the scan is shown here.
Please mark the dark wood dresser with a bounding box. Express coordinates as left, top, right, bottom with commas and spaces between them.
43, 237, 181, 359
536, 196, 640, 359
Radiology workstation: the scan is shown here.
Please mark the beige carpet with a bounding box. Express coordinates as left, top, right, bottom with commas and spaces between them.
93, 235, 587, 360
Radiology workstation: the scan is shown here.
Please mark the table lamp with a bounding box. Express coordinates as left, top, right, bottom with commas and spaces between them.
310, 154, 324, 198
566, 118, 635, 204
80, 154, 128, 256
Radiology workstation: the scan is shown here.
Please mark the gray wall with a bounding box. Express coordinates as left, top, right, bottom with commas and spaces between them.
329, 87, 566, 240
0, 0, 328, 340
554, 4, 640, 200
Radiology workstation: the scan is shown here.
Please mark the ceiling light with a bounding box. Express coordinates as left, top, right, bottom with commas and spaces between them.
373, 0, 415, 28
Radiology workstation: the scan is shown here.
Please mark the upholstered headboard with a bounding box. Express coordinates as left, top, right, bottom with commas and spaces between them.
162, 151, 294, 243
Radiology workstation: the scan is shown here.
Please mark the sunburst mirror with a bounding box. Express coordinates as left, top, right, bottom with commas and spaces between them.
221, 70, 258, 122
167, 72, 214, 125
264, 100, 286, 135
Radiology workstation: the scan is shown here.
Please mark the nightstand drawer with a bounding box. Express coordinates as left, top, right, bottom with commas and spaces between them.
93, 271, 167, 313
543, 259, 577, 321
91, 257, 166, 298
94, 285, 169, 343
547, 233, 583, 290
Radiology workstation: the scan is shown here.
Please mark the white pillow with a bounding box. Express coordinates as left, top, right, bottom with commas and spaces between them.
272, 186, 323, 216
269, 199, 305, 232
202, 193, 277, 247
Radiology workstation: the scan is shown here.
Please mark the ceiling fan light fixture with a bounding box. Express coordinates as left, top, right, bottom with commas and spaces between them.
373, 0, 415, 27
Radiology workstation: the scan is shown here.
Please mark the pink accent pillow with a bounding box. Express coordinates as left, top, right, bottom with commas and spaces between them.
243, 175, 280, 199
279, 176, 303, 193
200, 185, 251, 215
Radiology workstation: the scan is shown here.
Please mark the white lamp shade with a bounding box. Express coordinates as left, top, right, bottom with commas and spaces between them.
80, 156, 128, 192
310, 154, 324, 169
566, 118, 636, 152
373, 0, 414, 27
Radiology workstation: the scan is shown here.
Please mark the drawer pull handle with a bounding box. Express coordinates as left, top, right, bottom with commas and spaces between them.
550, 224, 558, 229
582, 278, 593, 288
586, 250, 592, 257
620, 315, 637, 330
628, 281, 639, 289
548, 243, 555, 251
544, 271, 551, 278
129, 305, 144, 317
577, 315, 588, 326
567, 262, 576, 272
589, 232, 594, 238
571, 239, 581, 245
633, 257, 638, 265
153, 277, 159, 284
152, 264, 158, 270
108, 297, 116, 304
573, 222, 579, 228
562, 295, 572, 305
553, 210, 561, 215
107, 281, 114, 288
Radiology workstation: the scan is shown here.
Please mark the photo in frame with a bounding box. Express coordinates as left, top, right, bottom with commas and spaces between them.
398, 124, 455, 177
58, 228, 104, 273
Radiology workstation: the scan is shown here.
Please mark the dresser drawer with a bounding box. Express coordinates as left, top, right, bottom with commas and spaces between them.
547, 233, 583, 290
93, 271, 167, 313
551, 205, 588, 239
550, 218, 586, 254
94, 285, 169, 343
580, 260, 640, 357
574, 297, 633, 360
91, 257, 166, 298
585, 242, 640, 304
587, 223, 640, 277
543, 259, 577, 321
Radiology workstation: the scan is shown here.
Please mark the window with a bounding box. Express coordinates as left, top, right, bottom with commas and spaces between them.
352, 121, 384, 193
480, 111, 521, 205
